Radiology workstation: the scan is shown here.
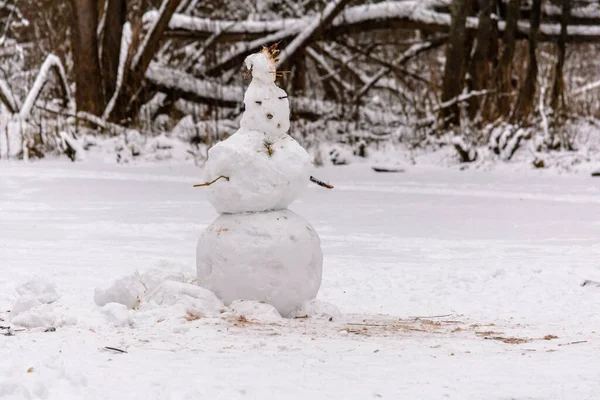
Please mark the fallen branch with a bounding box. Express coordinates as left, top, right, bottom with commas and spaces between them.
557, 340, 587, 347
310, 176, 334, 189
193, 175, 230, 187
159, 1, 600, 44
103, 346, 128, 353
434, 89, 493, 111
19, 54, 72, 119
353, 38, 445, 102
146, 64, 404, 124
276, 0, 352, 68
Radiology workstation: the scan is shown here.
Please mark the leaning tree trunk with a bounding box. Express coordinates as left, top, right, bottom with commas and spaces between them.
440, 0, 471, 128
512, 0, 542, 123
550, 0, 570, 113
495, 0, 520, 118
100, 0, 126, 104
108, 0, 181, 123
71, 0, 103, 115
467, 0, 494, 120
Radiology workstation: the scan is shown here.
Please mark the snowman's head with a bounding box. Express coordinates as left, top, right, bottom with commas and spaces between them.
244, 44, 280, 83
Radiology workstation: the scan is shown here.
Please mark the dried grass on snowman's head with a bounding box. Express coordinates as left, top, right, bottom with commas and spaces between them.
244, 43, 281, 79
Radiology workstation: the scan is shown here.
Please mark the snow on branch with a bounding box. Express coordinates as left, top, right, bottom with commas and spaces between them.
146, 63, 243, 106
0, 79, 20, 114
145, 63, 401, 124
158, 0, 600, 45
132, 0, 181, 73
276, 0, 352, 68
19, 54, 72, 119
571, 79, 600, 97
353, 38, 445, 101
143, 10, 301, 39
0, 1, 28, 28
104, 22, 133, 119
433, 90, 492, 111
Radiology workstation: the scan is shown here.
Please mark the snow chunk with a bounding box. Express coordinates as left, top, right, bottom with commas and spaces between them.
11, 304, 75, 328
95, 267, 223, 321
230, 300, 281, 321
202, 130, 311, 213
101, 303, 134, 327
94, 271, 145, 309
143, 281, 223, 315
11, 278, 60, 316
197, 209, 323, 317
293, 299, 341, 319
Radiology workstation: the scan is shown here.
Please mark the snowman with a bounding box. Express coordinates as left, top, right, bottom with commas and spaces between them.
195, 45, 331, 317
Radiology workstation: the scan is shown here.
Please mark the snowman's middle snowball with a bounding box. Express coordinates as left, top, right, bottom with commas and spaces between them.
203, 130, 312, 214
196, 209, 323, 317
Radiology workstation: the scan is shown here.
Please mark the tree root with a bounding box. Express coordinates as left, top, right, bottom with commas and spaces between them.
193, 175, 230, 187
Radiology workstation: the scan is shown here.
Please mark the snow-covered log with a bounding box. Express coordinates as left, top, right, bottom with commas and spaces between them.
19, 54, 72, 119
145, 64, 401, 124
153, 1, 600, 45
275, 0, 352, 68
146, 64, 242, 107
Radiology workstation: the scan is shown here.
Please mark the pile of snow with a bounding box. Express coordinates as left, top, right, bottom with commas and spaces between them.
94, 268, 224, 324
93, 267, 337, 324
293, 299, 341, 319
8, 278, 74, 328
197, 209, 323, 317
229, 300, 281, 321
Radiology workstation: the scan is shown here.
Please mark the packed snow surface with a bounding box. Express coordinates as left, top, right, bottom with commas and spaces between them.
202, 130, 312, 213
2, 161, 600, 399
196, 209, 323, 317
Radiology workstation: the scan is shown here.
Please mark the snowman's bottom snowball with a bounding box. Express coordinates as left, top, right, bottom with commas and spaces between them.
196, 209, 322, 317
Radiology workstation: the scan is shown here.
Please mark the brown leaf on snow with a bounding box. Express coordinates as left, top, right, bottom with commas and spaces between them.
27, 367, 34, 373
501, 337, 531, 344
184, 312, 203, 321
543, 334, 558, 340
475, 331, 504, 336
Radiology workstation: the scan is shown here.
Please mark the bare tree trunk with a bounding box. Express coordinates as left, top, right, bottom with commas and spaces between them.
291, 50, 307, 97
101, 0, 126, 103
550, 0, 570, 113
496, 0, 520, 118
440, 0, 471, 128
108, 0, 181, 123
71, 0, 103, 115
512, 0, 542, 123
467, 0, 494, 120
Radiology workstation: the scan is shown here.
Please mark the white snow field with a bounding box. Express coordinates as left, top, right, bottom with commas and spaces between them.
1, 161, 600, 399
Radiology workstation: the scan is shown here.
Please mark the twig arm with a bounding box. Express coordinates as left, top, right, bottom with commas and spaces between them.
310, 175, 334, 189
193, 175, 230, 187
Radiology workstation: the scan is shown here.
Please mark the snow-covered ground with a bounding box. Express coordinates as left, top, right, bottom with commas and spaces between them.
2, 160, 600, 399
